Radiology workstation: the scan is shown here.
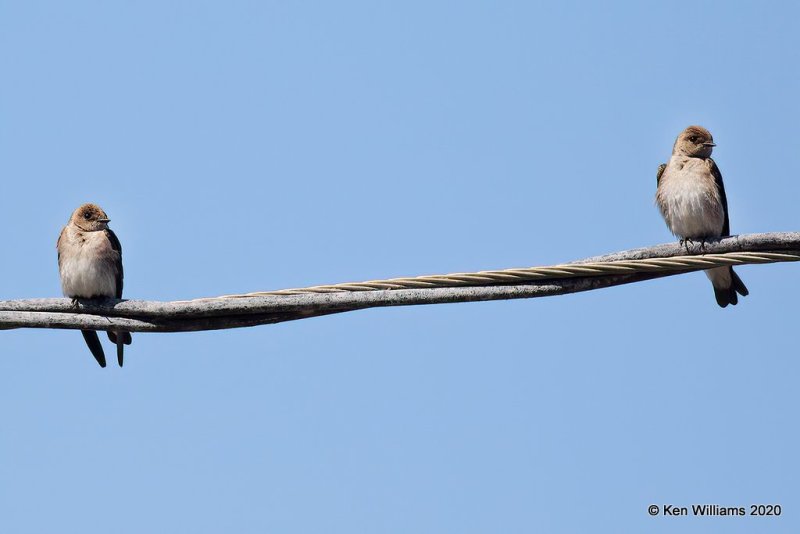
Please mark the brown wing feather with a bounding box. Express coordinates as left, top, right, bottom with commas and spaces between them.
707, 158, 730, 236
103, 228, 132, 352
104, 228, 124, 298
56, 226, 66, 271
656, 163, 667, 187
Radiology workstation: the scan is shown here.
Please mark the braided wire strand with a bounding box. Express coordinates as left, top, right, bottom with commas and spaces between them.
212, 251, 800, 300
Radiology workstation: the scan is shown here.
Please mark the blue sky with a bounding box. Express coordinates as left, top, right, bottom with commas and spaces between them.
1, 1, 799, 532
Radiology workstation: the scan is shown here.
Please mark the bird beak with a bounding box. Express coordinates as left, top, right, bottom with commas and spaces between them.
98, 218, 110, 223
703, 142, 716, 147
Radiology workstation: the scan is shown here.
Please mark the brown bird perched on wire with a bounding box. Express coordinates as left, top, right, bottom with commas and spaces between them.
655, 125, 749, 307
57, 203, 132, 367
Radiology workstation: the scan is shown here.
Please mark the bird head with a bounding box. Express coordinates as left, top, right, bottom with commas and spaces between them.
70, 203, 111, 232
673, 125, 716, 158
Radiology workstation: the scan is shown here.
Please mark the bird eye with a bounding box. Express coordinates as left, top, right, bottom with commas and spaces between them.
689, 136, 698, 143
83, 212, 92, 220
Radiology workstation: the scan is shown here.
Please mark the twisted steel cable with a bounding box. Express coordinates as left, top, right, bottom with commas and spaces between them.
217, 251, 800, 298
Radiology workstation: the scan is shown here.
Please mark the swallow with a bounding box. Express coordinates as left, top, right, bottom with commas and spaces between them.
655, 125, 748, 307
57, 203, 132, 366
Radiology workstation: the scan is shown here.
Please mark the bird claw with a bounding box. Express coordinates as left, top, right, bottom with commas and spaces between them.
678, 237, 716, 255
678, 238, 711, 254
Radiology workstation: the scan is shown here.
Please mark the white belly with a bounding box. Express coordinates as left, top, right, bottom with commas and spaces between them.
659, 168, 724, 239
60, 243, 117, 298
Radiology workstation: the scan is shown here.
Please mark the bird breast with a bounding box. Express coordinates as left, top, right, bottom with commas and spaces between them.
657, 158, 724, 239
59, 229, 117, 298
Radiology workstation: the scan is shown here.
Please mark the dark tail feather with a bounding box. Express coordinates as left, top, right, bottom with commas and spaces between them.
81, 330, 107, 367
713, 286, 734, 307
713, 267, 749, 308
107, 331, 131, 367
107, 331, 132, 345
116, 337, 124, 367
731, 268, 749, 297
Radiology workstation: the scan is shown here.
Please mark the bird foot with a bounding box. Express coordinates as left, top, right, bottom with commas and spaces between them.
679, 238, 695, 253
678, 238, 709, 254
